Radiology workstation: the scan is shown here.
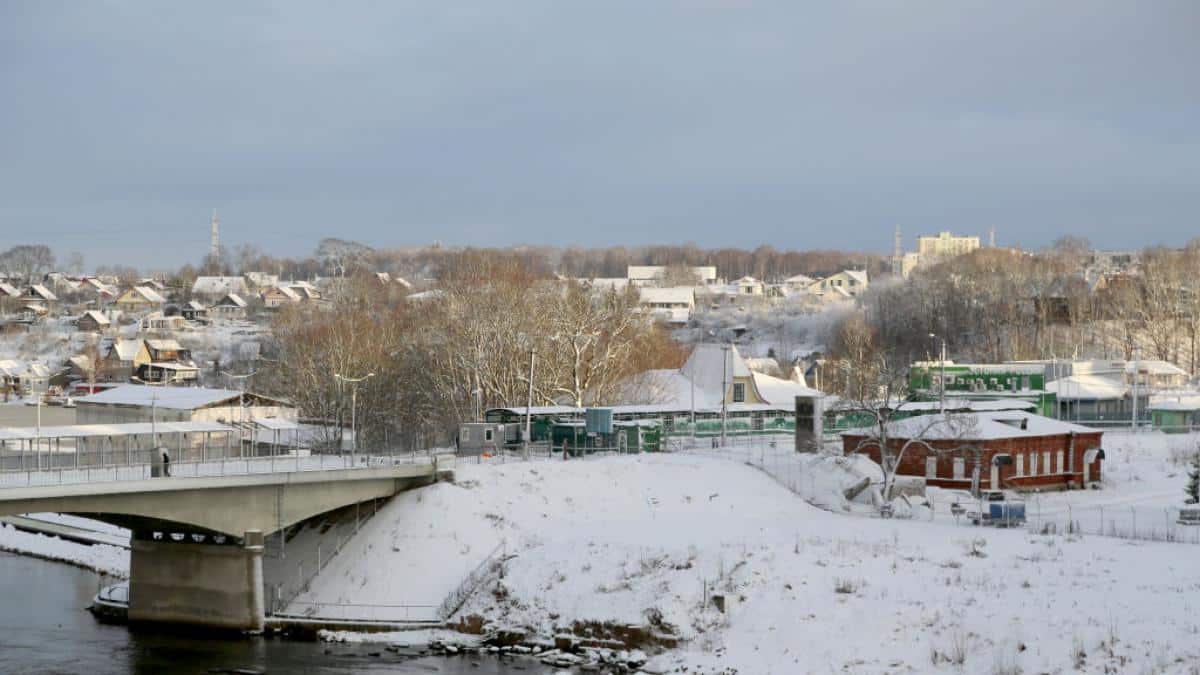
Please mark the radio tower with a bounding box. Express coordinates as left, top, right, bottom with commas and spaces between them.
210, 209, 221, 264
988, 227, 996, 248
891, 225, 903, 277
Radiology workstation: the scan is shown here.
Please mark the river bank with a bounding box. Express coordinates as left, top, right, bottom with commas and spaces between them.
298, 451, 1200, 674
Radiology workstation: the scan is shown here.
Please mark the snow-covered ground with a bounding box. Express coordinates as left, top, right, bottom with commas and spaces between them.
0, 520, 128, 577
302, 450, 1200, 674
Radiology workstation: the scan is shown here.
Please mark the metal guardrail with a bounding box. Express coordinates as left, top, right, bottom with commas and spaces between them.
437, 540, 506, 621
0, 449, 457, 490
273, 601, 441, 624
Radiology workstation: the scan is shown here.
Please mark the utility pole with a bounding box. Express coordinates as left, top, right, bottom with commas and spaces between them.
524, 347, 535, 460
1131, 349, 1140, 432
721, 344, 730, 446
335, 372, 374, 462
210, 209, 221, 268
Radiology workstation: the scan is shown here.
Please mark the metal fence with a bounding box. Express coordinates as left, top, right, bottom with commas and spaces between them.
0, 447, 455, 489
437, 540, 507, 621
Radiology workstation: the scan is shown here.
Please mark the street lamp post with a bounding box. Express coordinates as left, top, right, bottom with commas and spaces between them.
220, 369, 257, 460
928, 333, 946, 414
335, 372, 375, 463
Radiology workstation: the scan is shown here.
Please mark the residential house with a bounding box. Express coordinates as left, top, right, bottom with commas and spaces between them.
114, 285, 168, 313
638, 287, 695, 324
733, 276, 765, 296
262, 285, 302, 308
211, 293, 248, 318
0, 359, 50, 395
244, 272, 280, 294
24, 284, 58, 308
77, 310, 111, 332
104, 338, 149, 381
80, 277, 118, 301
288, 281, 321, 301
140, 311, 187, 332
135, 339, 199, 384
807, 270, 869, 298
783, 274, 815, 292
181, 300, 207, 321
841, 411, 1104, 491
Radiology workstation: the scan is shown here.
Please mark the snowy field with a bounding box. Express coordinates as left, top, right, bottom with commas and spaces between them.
301, 450, 1200, 674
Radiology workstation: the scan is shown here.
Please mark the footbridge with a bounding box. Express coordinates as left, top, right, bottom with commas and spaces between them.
0, 441, 455, 632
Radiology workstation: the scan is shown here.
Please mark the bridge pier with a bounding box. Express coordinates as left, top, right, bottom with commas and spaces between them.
128, 529, 266, 631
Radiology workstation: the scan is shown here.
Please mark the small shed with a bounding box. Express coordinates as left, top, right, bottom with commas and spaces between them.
1150, 401, 1200, 433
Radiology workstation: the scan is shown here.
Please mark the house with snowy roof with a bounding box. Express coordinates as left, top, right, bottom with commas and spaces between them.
76, 309, 112, 332
841, 411, 1105, 491
191, 276, 249, 298
806, 270, 868, 298
638, 286, 695, 324
211, 293, 249, 319
114, 285, 168, 312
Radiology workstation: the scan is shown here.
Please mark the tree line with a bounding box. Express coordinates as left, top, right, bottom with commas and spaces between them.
827, 237, 1200, 381
256, 259, 684, 450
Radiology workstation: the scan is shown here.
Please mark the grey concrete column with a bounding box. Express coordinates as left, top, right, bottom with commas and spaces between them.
128, 530, 267, 632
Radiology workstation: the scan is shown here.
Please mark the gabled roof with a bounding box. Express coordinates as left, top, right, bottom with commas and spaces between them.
680, 343, 754, 401
191, 276, 249, 295
79, 310, 110, 326
120, 286, 167, 304
144, 339, 184, 352
0, 282, 17, 296
108, 338, 143, 362
268, 285, 301, 301
185, 300, 206, 310
27, 285, 57, 301
216, 293, 248, 307
844, 270, 869, 284
843, 411, 1098, 441
76, 384, 287, 411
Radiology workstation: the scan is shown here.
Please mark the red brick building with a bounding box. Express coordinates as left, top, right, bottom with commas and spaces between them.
841, 411, 1104, 491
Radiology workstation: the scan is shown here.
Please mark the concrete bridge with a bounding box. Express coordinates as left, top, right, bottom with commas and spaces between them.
0, 457, 454, 631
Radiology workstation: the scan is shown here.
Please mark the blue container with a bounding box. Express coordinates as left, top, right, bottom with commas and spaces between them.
989, 502, 1026, 525
585, 408, 614, 435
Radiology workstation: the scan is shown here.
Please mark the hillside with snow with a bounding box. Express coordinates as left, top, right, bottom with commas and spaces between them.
303, 451, 1200, 674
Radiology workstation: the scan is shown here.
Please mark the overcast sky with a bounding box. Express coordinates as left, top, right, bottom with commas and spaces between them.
2, 1, 1197, 268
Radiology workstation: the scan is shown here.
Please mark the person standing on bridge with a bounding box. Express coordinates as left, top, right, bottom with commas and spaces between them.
161, 450, 171, 477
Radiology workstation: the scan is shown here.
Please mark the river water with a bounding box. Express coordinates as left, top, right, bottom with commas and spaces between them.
0, 552, 552, 675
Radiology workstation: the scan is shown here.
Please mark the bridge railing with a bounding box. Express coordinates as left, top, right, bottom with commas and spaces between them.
0, 447, 459, 490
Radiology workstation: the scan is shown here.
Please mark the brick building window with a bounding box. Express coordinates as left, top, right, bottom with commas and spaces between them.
1016, 453, 1024, 475
1056, 450, 1064, 473
1043, 451, 1051, 475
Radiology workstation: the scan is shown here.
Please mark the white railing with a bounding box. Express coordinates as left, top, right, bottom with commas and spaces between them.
0, 449, 457, 490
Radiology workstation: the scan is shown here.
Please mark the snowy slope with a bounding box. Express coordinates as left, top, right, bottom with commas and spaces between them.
303, 452, 1200, 674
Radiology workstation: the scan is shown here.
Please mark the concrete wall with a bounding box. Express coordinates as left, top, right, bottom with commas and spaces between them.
129, 532, 264, 631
